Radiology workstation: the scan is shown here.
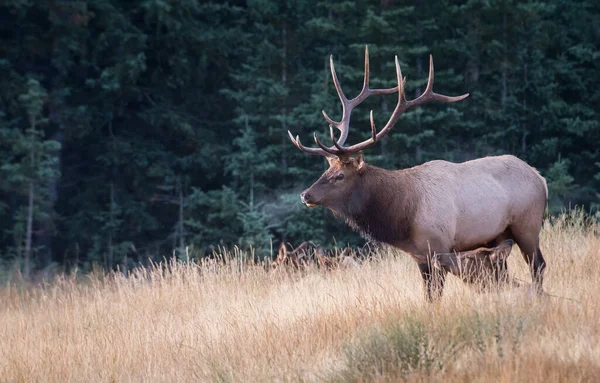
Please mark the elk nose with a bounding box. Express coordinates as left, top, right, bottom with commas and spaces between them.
300, 191, 312, 204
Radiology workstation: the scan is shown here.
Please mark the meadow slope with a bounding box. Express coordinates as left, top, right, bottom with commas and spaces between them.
1, 215, 599, 382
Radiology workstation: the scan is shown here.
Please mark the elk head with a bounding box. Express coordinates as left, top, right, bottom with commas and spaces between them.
314, 245, 337, 269
315, 245, 359, 269
271, 241, 310, 270
289, 46, 468, 211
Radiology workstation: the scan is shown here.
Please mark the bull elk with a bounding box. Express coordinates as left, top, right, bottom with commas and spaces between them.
288, 46, 547, 301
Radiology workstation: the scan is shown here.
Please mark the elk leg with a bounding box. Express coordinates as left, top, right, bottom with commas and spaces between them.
532, 246, 547, 291
418, 262, 447, 302
511, 231, 546, 293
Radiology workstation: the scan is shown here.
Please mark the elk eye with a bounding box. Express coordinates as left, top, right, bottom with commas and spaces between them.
335, 173, 344, 181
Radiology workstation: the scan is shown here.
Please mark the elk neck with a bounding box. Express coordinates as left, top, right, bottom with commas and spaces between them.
335, 164, 418, 246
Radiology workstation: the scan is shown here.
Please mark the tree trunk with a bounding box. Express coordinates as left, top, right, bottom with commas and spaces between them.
37, 131, 63, 270
281, 19, 288, 171
245, 115, 255, 208
108, 182, 114, 270
522, 40, 529, 155
178, 180, 184, 250
24, 181, 34, 279
521, 131, 528, 154
501, 12, 508, 106
24, 115, 37, 279
250, 171, 255, 209
107, 235, 113, 270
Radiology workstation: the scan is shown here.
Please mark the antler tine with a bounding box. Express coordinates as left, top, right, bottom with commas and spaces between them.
424, 54, 435, 95
362, 45, 370, 93
287, 130, 333, 157
323, 54, 352, 147
411, 55, 470, 105
369, 110, 377, 141
321, 110, 338, 127
314, 132, 340, 156
330, 55, 348, 104
397, 56, 406, 104
329, 126, 347, 152
396, 56, 405, 104
349, 46, 398, 108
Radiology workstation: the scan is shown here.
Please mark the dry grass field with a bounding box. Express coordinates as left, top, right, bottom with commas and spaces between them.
1, 213, 600, 382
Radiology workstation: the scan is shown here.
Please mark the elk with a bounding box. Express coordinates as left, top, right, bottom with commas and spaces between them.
271, 242, 360, 270
271, 241, 311, 270
432, 239, 520, 292
287, 46, 547, 301
314, 246, 360, 269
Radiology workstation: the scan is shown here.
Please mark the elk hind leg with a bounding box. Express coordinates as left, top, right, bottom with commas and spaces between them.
418, 262, 447, 303
510, 228, 546, 293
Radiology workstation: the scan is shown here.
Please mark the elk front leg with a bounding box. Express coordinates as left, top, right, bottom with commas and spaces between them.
418, 262, 447, 302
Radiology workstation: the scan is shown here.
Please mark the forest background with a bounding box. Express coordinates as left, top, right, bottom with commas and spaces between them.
0, 0, 598, 276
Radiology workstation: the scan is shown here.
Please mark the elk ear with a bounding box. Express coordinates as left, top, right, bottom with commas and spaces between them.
489, 242, 513, 263
277, 243, 287, 258
488, 240, 514, 263
315, 246, 326, 258
296, 241, 309, 253
353, 151, 365, 172
326, 156, 337, 166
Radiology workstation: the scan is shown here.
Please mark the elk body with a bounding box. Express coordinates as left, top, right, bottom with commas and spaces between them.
288, 47, 547, 301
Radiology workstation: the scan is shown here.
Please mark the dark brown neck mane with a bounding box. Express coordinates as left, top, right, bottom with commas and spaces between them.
333, 165, 418, 246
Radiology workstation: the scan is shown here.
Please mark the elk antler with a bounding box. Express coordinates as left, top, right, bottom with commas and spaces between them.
288, 46, 469, 159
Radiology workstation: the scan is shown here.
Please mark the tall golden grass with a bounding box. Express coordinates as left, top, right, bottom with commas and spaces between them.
1, 213, 599, 382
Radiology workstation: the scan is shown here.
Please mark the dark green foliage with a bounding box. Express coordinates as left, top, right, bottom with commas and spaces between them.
0, 0, 598, 273
546, 157, 576, 214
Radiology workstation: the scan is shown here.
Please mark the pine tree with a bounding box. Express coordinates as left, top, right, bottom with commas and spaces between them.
0, 79, 60, 276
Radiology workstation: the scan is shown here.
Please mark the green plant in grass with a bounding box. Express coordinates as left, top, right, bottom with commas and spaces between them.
339, 310, 532, 381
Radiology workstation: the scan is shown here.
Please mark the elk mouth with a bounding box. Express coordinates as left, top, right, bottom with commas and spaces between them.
300, 190, 320, 207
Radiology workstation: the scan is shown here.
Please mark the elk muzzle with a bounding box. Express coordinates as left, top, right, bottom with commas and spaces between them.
300, 190, 319, 208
